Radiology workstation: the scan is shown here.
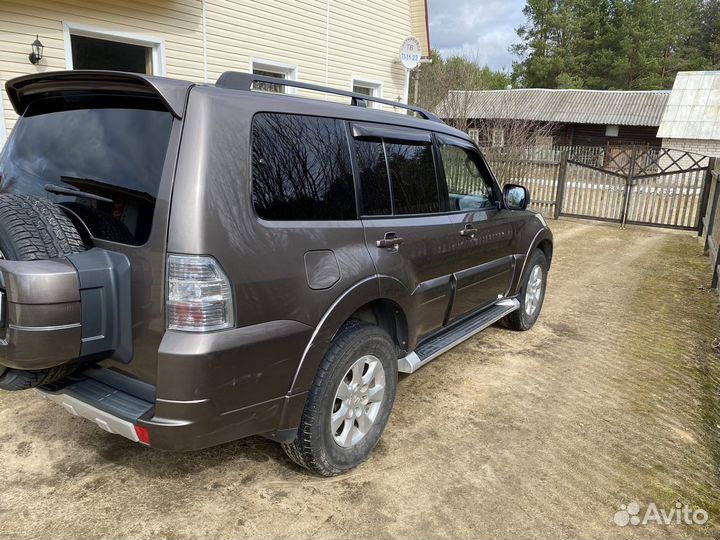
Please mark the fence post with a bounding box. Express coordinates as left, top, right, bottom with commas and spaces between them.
620, 146, 638, 229
698, 157, 717, 237
706, 167, 720, 253
554, 151, 568, 219
712, 247, 719, 289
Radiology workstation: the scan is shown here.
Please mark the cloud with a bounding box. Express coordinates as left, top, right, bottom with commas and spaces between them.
427, 0, 526, 71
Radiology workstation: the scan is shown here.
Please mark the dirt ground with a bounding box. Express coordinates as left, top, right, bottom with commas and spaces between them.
0, 218, 719, 539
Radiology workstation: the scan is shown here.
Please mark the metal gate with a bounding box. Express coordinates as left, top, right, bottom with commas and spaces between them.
559, 147, 715, 230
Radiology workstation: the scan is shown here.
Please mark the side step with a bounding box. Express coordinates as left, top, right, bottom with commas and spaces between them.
398, 298, 520, 374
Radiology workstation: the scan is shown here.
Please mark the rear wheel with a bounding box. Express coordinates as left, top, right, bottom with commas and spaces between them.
282, 321, 398, 476
501, 248, 548, 331
0, 194, 86, 390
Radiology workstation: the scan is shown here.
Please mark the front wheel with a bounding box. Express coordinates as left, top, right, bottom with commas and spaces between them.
501, 248, 548, 331
282, 321, 398, 476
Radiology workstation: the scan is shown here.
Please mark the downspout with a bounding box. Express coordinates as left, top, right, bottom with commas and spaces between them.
202, 0, 208, 83
325, 0, 330, 90
423, 0, 431, 56
403, 69, 410, 104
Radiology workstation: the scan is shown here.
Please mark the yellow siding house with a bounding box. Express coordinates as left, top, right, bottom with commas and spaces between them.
0, 0, 431, 143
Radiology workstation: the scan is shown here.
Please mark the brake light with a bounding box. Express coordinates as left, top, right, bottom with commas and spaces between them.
166, 254, 235, 332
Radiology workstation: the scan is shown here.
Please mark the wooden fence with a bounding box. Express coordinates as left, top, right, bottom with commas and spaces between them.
483, 145, 714, 231
481, 146, 562, 216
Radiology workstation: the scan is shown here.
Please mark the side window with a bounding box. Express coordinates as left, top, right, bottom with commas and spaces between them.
355, 135, 440, 216
356, 140, 391, 216
439, 142, 496, 211
385, 142, 439, 215
251, 113, 356, 220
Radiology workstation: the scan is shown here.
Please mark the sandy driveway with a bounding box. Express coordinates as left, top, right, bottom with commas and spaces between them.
0, 219, 718, 539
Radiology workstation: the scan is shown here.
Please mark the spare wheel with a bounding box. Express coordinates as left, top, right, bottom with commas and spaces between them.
0, 193, 86, 390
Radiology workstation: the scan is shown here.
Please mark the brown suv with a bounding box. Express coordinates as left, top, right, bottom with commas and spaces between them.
0, 70, 552, 475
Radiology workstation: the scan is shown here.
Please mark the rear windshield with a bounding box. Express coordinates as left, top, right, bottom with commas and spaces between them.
0, 95, 174, 245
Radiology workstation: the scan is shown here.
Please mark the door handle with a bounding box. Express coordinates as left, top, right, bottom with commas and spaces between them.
459, 225, 477, 239
376, 232, 404, 249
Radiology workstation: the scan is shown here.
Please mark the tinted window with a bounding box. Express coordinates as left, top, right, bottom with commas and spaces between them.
385, 142, 439, 215
439, 142, 496, 211
0, 95, 174, 245
355, 138, 439, 216
252, 113, 356, 220
356, 140, 391, 216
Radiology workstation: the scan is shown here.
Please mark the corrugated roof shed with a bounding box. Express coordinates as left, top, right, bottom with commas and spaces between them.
657, 71, 720, 140
441, 88, 670, 127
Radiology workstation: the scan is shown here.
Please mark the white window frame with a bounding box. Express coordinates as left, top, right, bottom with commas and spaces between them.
63, 22, 166, 76
351, 77, 383, 109
250, 58, 299, 94
491, 128, 505, 147
605, 125, 620, 137
467, 128, 481, 144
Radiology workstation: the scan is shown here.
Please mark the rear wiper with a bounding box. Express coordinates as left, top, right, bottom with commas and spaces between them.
44, 184, 113, 203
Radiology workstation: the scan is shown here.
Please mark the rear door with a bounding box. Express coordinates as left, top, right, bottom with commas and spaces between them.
0, 91, 180, 384
437, 135, 517, 321
353, 124, 457, 338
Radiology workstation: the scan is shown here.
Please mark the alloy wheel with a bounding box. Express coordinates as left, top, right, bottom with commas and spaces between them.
331, 354, 386, 448
524, 264, 543, 316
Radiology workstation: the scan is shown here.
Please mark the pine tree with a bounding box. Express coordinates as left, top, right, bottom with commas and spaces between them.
512, 0, 713, 89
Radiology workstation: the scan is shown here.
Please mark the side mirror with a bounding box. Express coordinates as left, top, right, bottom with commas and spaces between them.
503, 184, 530, 211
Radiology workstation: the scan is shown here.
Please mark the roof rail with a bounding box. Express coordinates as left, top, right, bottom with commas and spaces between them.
215, 71, 442, 123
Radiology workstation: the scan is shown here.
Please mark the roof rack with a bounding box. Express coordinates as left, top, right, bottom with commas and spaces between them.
215, 71, 442, 123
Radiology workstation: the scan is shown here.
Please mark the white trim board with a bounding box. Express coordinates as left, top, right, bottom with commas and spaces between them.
351, 76, 384, 109
62, 22, 166, 76
249, 58, 299, 94
0, 84, 7, 148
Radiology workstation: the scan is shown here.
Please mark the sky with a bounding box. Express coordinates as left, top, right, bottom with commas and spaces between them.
427, 0, 527, 72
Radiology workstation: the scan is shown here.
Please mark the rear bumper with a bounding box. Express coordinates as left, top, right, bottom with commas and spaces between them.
38, 387, 145, 443
39, 318, 315, 450
38, 370, 308, 450
38, 367, 155, 443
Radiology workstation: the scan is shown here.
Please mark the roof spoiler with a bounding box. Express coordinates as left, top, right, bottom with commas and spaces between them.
5, 70, 192, 118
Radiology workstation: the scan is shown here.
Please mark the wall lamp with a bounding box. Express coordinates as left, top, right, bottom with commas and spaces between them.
29, 35, 44, 65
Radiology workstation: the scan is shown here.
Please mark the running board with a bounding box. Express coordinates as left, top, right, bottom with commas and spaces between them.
398, 298, 520, 374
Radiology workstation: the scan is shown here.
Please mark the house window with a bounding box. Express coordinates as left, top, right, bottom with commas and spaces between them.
491, 128, 505, 147
352, 78, 383, 109
536, 135, 554, 147
71, 35, 151, 73
467, 129, 481, 144
251, 60, 298, 94
64, 23, 165, 75
606, 125, 620, 137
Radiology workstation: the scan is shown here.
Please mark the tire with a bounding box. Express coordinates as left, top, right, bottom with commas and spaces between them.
501, 248, 548, 331
282, 321, 398, 476
0, 194, 86, 390
61, 202, 134, 245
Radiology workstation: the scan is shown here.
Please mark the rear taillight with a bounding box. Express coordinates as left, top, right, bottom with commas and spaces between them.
166, 254, 235, 332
